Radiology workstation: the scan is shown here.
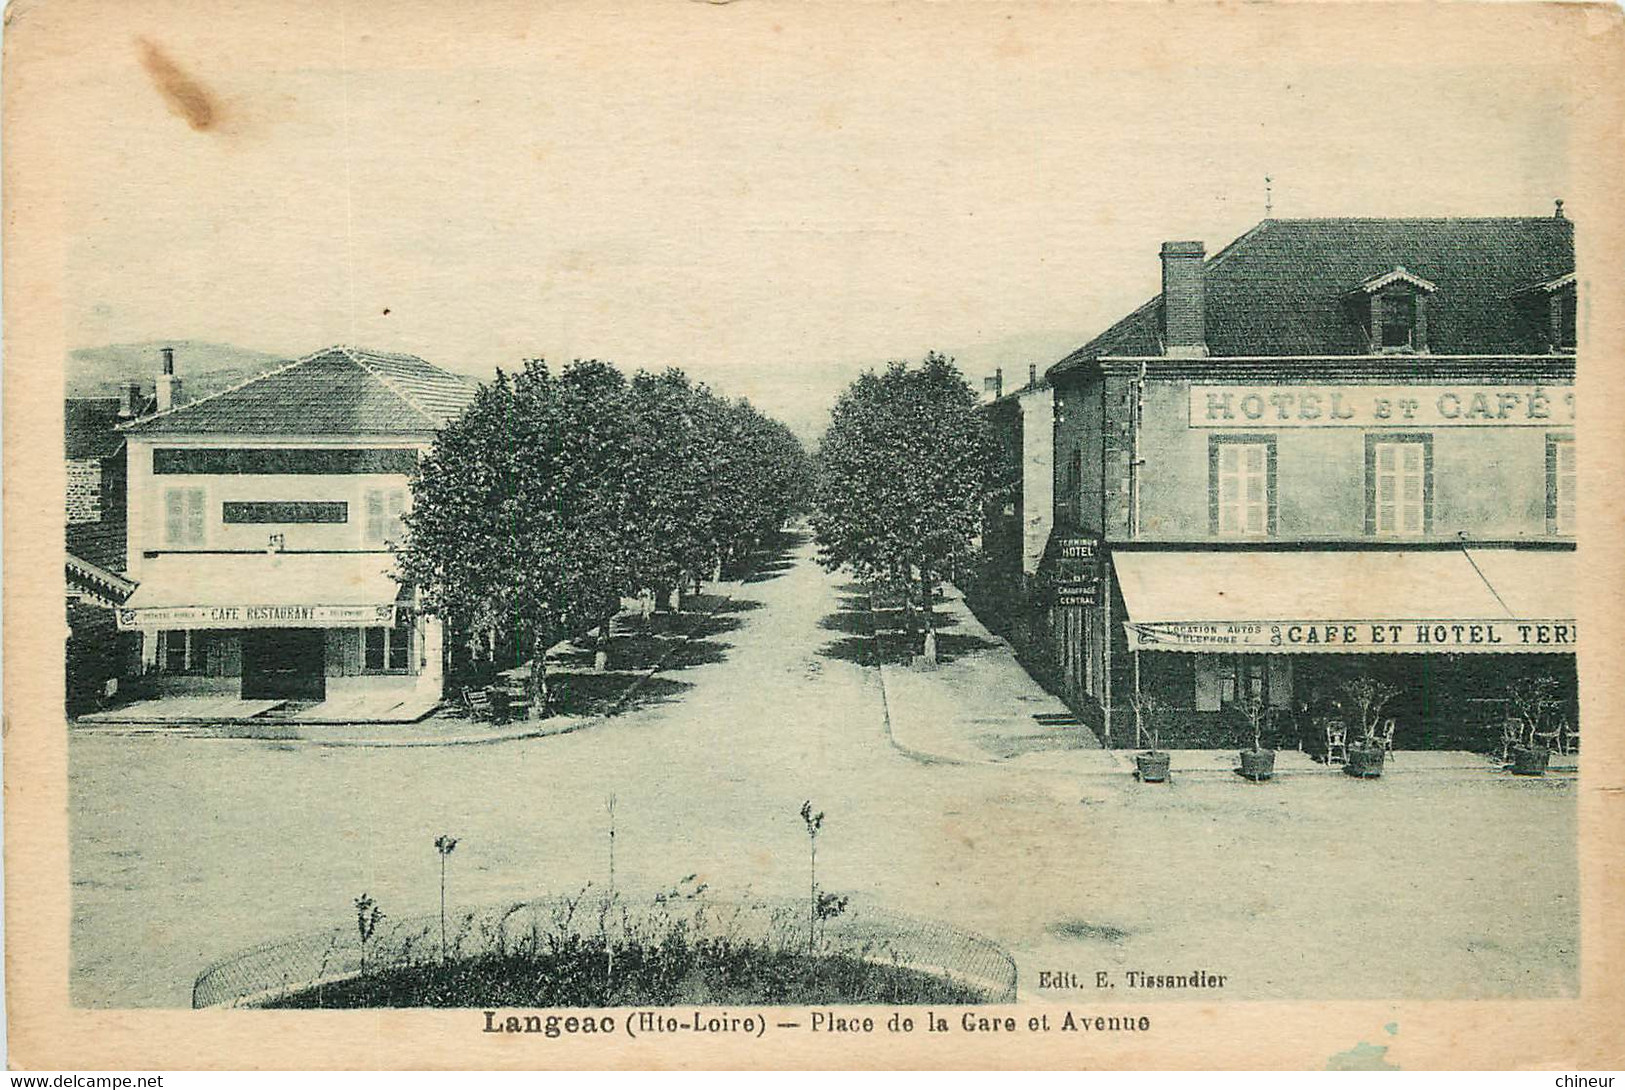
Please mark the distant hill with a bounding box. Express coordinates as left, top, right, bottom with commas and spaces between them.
66, 340, 288, 400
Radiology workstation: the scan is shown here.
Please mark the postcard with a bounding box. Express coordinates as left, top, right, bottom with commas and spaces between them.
6, 0, 1624, 1071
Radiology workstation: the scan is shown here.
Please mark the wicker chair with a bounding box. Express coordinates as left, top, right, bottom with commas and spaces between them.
1530, 716, 1562, 753
1500, 718, 1525, 763
1324, 719, 1348, 766
462, 686, 493, 721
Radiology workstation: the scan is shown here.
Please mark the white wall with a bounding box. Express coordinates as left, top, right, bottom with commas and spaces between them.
125, 435, 429, 581
1020, 386, 1054, 576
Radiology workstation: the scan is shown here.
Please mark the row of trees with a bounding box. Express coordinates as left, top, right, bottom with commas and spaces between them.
398, 360, 813, 716
811, 352, 995, 664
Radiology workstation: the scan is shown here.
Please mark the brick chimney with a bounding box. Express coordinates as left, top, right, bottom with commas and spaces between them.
1160, 241, 1208, 358
155, 346, 182, 411
118, 380, 144, 418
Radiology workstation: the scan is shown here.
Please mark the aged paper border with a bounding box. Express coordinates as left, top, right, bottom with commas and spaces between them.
5, 0, 1625, 1070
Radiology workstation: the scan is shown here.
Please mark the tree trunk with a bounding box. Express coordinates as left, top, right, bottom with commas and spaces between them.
919, 567, 937, 666
594, 612, 613, 673
897, 564, 916, 645
527, 630, 549, 719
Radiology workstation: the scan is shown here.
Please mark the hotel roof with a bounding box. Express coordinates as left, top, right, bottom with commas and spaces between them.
1050, 216, 1576, 375
119, 345, 479, 436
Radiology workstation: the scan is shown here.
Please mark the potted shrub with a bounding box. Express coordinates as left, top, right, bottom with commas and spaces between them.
1338, 677, 1399, 779
1505, 674, 1560, 776
1128, 691, 1171, 783
1136, 727, 1171, 783
1236, 693, 1275, 782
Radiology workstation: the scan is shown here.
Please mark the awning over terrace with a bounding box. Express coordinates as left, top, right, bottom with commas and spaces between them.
1114, 548, 1574, 654
117, 553, 403, 630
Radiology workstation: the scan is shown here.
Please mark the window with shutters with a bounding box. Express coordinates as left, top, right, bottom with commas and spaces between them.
1195, 654, 1291, 712
361, 617, 413, 673
364, 489, 408, 545
1366, 435, 1431, 536
161, 629, 191, 673
1209, 436, 1275, 537
1548, 435, 1576, 536
163, 488, 207, 545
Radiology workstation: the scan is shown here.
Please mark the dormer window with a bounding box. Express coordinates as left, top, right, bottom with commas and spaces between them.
1379, 291, 1417, 349
1351, 266, 1436, 354
1513, 271, 1576, 353
1555, 289, 1577, 349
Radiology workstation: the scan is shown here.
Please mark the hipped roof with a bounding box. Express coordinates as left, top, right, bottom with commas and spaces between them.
1050, 217, 1575, 374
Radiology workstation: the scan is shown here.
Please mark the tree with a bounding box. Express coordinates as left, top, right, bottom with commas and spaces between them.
622, 369, 724, 613
398, 359, 633, 717
622, 372, 812, 606
811, 352, 994, 663
400, 357, 811, 708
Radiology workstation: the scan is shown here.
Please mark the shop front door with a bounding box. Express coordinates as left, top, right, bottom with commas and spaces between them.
241, 628, 327, 701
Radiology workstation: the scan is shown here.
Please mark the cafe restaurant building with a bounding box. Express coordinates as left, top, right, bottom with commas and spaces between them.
1040, 212, 1578, 747
115, 346, 476, 715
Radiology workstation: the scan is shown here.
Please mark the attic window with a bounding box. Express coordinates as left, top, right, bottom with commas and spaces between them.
1379, 291, 1417, 349
1352, 266, 1436, 354
1513, 272, 1576, 353
1551, 284, 1577, 350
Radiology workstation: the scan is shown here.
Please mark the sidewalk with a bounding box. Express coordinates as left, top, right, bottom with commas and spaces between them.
876, 583, 1102, 766
71, 583, 742, 747
875, 584, 1579, 778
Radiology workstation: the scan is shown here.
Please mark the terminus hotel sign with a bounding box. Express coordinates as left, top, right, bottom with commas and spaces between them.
1189, 384, 1576, 428
1126, 619, 1578, 653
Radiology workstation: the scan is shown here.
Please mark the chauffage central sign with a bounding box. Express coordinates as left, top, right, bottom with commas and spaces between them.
1125, 619, 1578, 653
1047, 534, 1102, 607
1189, 384, 1575, 428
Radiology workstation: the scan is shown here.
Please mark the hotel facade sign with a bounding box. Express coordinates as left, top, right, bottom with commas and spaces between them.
1125, 619, 1578, 653
1190, 384, 1576, 429
1047, 533, 1103, 607
118, 603, 397, 630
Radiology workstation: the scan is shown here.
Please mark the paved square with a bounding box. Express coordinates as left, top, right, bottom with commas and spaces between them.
70, 535, 1577, 1007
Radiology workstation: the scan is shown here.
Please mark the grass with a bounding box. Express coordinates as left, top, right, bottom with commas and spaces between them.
260, 942, 990, 1008
255, 891, 995, 1008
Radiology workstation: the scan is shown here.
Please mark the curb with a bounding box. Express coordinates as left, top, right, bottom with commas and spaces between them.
75, 591, 739, 749
258, 590, 739, 748
874, 661, 973, 767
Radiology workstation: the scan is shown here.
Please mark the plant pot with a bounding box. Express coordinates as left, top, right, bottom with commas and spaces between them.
1510, 744, 1550, 776
1135, 751, 1171, 783
1344, 743, 1385, 779
1238, 747, 1276, 782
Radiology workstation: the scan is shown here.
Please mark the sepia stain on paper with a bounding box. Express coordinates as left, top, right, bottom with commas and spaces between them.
135, 37, 217, 132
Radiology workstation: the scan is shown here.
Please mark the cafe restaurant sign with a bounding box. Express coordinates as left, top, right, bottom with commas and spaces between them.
1190, 384, 1575, 429
118, 603, 397, 630
1125, 619, 1578, 654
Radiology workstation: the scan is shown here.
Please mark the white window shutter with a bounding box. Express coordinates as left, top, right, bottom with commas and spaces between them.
1194, 654, 1222, 711
1267, 655, 1293, 708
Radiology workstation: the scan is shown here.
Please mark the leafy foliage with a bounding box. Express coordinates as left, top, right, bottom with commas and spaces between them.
810, 352, 995, 644
396, 358, 811, 713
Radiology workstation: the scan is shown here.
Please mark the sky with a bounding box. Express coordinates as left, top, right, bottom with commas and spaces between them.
37, 1, 1594, 442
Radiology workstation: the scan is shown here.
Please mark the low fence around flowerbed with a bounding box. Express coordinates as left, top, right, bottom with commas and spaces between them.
191, 895, 1018, 1009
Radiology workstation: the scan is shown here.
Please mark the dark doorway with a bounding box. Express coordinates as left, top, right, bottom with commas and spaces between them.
241, 629, 326, 701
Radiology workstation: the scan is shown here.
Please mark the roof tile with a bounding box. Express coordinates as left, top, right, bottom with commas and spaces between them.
120, 346, 478, 436
1051, 217, 1575, 373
